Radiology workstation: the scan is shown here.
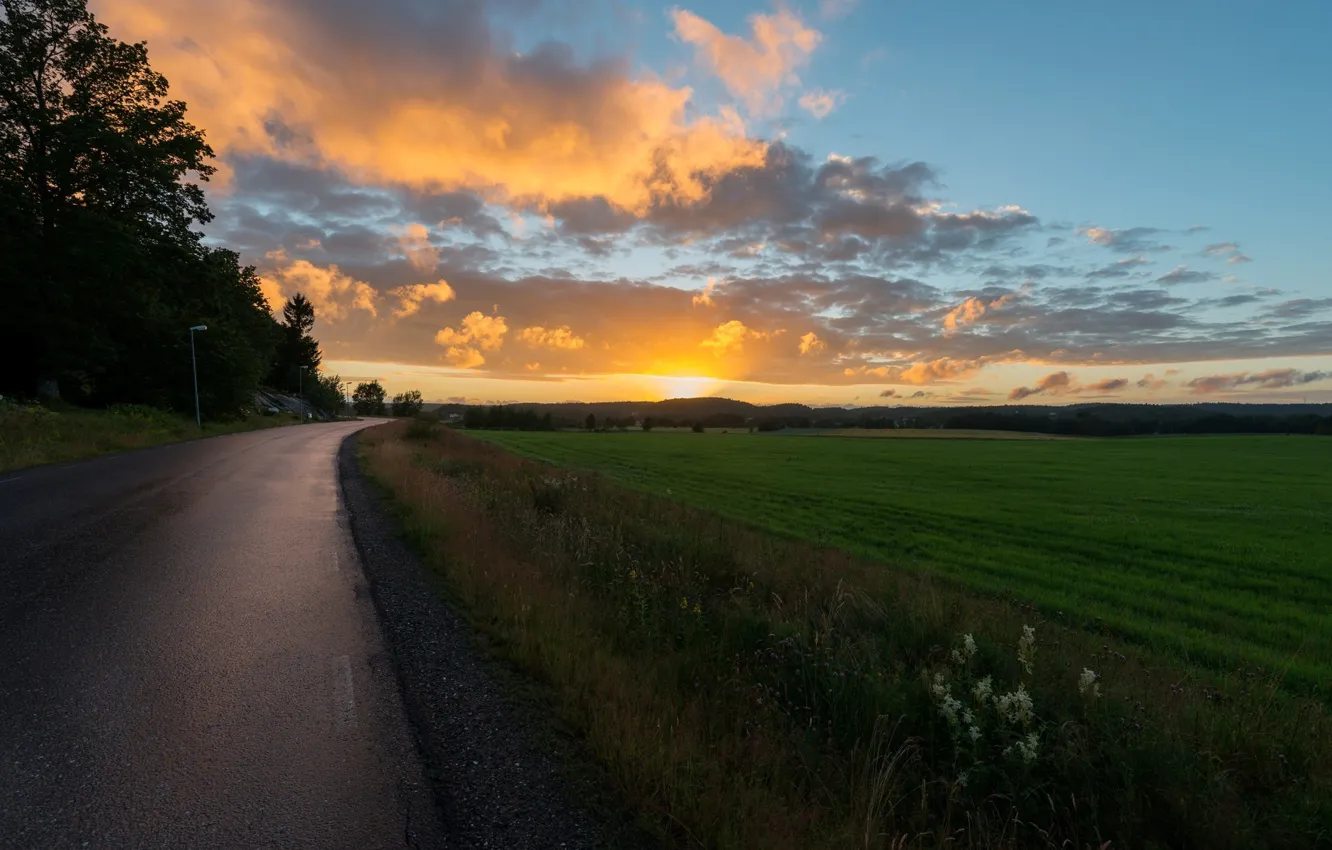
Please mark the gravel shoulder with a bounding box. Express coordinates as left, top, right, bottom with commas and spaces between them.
338, 431, 655, 849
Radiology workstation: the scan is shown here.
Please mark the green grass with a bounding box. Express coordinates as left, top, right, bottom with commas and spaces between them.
470, 429, 1332, 693
0, 400, 304, 473
364, 423, 1332, 848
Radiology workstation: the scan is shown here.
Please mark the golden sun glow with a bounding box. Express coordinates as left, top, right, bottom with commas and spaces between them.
645, 374, 720, 400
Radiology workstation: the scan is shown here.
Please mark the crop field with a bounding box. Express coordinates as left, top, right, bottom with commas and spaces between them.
471, 429, 1332, 691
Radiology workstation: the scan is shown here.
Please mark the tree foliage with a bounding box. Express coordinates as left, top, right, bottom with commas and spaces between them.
306, 372, 345, 415
0, 0, 282, 417
267, 293, 321, 394
390, 389, 424, 418
352, 381, 387, 416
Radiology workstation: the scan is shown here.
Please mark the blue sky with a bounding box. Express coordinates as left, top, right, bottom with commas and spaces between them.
97, 0, 1332, 404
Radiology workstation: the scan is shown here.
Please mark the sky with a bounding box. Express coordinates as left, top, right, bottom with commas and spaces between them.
95, 0, 1332, 405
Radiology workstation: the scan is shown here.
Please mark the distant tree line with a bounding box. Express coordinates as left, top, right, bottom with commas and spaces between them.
455, 403, 1332, 437
0, 0, 346, 419
461, 406, 555, 430
942, 410, 1332, 437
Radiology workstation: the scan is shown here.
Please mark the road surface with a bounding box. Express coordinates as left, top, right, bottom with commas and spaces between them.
0, 421, 441, 849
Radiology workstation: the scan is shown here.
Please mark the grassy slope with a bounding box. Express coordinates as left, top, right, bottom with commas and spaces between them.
472, 430, 1332, 691
363, 423, 1332, 849
0, 403, 303, 473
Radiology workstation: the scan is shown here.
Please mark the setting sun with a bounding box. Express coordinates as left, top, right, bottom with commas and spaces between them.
646, 374, 719, 400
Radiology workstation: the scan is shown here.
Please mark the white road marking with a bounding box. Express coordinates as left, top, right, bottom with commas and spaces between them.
0, 476, 20, 485
332, 655, 357, 729
332, 550, 339, 574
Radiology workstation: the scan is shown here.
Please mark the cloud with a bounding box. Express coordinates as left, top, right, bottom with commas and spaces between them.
396, 223, 439, 272
518, 326, 586, 350
878, 388, 897, 398
1086, 256, 1148, 280
98, 0, 768, 215
671, 7, 821, 115
942, 297, 987, 334
435, 311, 509, 368
1186, 369, 1329, 394
1008, 370, 1073, 401
1136, 373, 1169, 391
1085, 377, 1128, 393
1156, 265, 1216, 285
1078, 225, 1169, 254
1203, 241, 1252, 265
820, 0, 858, 19
700, 319, 759, 355
798, 331, 825, 355
854, 355, 1003, 386
259, 252, 379, 321
390, 280, 456, 318
693, 277, 722, 307
941, 286, 1026, 334
798, 88, 845, 119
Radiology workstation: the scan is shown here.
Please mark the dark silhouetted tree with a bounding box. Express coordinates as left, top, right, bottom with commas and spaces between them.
268, 293, 321, 393
391, 389, 424, 417
306, 373, 345, 415
586, 413, 597, 431
352, 381, 387, 415
0, 0, 279, 416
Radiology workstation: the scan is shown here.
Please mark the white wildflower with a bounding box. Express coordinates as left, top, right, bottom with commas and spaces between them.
1011, 731, 1040, 763
950, 649, 964, 665
996, 684, 1034, 726
968, 725, 981, 742
931, 672, 948, 699
956, 769, 969, 788
962, 633, 977, 660
973, 676, 993, 704
1079, 668, 1101, 698
939, 694, 963, 725
962, 709, 974, 726
1017, 625, 1036, 674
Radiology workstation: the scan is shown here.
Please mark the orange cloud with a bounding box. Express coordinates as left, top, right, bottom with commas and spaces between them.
390, 280, 456, 318
942, 297, 988, 334
518, 326, 586, 350
797, 88, 844, 119
259, 252, 378, 321
692, 277, 722, 307
942, 285, 1028, 335
396, 224, 439, 272
798, 331, 825, 355
700, 319, 756, 355
1009, 371, 1073, 400
671, 7, 821, 115
435, 311, 509, 368
95, 0, 768, 214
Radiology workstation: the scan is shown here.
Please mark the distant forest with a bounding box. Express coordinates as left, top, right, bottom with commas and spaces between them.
445, 398, 1332, 437
0, 0, 339, 417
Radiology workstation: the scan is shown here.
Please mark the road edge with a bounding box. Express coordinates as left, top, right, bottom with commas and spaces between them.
337, 428, 652, 849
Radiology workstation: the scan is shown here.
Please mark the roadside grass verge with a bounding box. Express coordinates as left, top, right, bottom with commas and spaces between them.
0, 399, 302, 472
362, 421, 1331, 849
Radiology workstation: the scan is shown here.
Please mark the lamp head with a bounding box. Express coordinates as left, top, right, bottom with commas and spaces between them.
190, 324, 207, 331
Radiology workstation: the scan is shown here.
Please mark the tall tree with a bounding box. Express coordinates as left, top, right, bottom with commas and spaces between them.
352, 381, 386, 416
0, 0, 219, 399
268, 293, 321, 393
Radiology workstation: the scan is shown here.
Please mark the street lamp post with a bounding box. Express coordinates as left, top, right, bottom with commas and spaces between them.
299, 365, 307, 422
189, 324, 207, 429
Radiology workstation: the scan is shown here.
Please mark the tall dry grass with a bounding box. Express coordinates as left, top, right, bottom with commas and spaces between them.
362, 421, 1331, 849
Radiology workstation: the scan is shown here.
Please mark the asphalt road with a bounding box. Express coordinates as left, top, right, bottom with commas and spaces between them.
0, 421, 442, 849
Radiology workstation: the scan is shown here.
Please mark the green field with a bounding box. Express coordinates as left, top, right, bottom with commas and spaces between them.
471, 429, 1332, 691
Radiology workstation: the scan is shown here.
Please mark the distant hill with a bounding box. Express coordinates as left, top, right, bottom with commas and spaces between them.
431, 397, 1332, 437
